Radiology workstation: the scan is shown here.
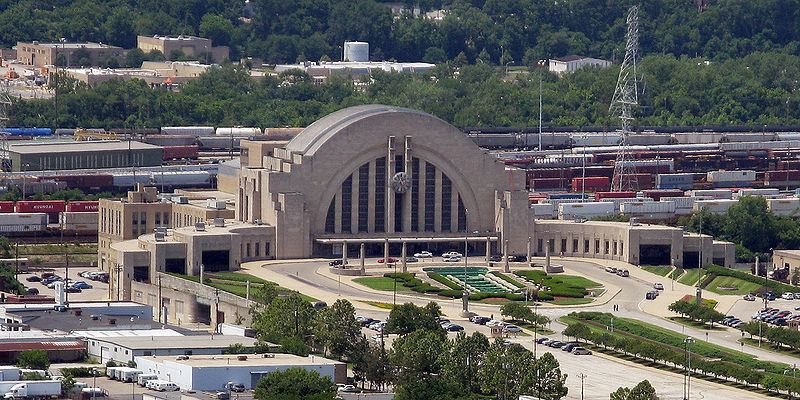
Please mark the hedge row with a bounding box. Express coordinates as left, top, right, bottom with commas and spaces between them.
436, 289, 530, 301
567, 317, 800, 396
490, 271, 525, 288
384, 273, 442, 294
741, 321, 800, 352
514, 270, 588, 298
704, 264, 796, 295
427, 272, 462, 290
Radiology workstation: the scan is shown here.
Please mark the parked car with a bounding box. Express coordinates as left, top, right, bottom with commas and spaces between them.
535, 337, 549, 344
743, 294, 756, 301
783, 292, 795, 300
356, 316, 376, 326
72, 281, 92, 289
572, 347, 592, 355
509, 255, 527, 262
447, 324, 464, 332
617, 269, 629, 277
654, 283, 664, 290
215, 392, 229, 400
405, 257, 419, 263
328, 260, 347, 267
471, 316, 490, 325
225, 383, 245, 393
549, 341, 565, 348
488, 254, 503, 262
605, 266, 618, 273
26, 276, 41, 282
377, 258, 396, 263
338, 385, 360, 393
503, 325, 523, 333
414, 251, 433, 258
443, 256, 462, 262
25, 287, 39, 295
562, 343, 580, 352
65, 286, 81, 293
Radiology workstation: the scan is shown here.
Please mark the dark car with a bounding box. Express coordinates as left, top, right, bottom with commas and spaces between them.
549, 341, 565, 348
447, 324, 464, 332
328, 260, 347, 267
471, 316, 491, 325
65, 286, 82, 293
25, 287, 39, 295
312, 301, 327, 309
488, 255, 503, 262
509, 255, 527, 262
26, 276, 41, 282
535, 337, 549, 344
645, 291, 658, 300
562, 342, 580, 352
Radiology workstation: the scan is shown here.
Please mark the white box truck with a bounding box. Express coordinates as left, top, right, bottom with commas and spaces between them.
137, 374, 158, 387
3, 381, 61, 399
114, 368, 142, 383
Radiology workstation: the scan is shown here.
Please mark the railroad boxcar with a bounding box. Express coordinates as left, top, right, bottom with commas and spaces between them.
571, 177, 611, 192
44, 174, 114, 190
642, 189, 685, 201
66, 201, 99, 212
162, 145, 200, 160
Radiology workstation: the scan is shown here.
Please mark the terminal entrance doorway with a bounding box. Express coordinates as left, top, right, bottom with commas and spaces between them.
639, 244, 670, 265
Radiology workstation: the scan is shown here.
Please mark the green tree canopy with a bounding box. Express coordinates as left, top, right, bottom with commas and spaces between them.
253, 367, 336, 400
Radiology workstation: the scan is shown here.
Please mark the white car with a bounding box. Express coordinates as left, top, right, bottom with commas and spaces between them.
441, 251, 463, 258
605, 266, 618, 273
443, 256, 462, 262
414, 251, 433, 258
653, 283, 664, 290
783, 292, 795, 300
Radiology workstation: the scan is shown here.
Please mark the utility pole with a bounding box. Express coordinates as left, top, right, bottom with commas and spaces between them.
577, 372, 587, 400
538, 60, 545, 151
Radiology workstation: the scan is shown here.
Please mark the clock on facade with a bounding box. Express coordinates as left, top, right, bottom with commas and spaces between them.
391, 171, 411, 193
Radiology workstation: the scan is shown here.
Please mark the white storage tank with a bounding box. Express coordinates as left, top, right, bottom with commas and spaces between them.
112, 173, 152, 188
693, 199, 739, 214
767, 198, 800, 216
152, 171, 212, 187
620, 201, 676, 215
707, 170, 756, 183
343, 41, 369, 62
215, 127, 262, 136
558, 202, 615, 220
161, 126, 215, 137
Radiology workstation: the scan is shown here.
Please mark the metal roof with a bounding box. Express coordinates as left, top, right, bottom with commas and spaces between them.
9, 141, 160, 155
93, 335, 257, 350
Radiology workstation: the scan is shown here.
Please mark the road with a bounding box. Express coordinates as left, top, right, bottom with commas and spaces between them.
242, 258, 786, 399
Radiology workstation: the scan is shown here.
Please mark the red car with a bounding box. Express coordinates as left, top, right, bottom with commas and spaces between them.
377, 258, 396, 263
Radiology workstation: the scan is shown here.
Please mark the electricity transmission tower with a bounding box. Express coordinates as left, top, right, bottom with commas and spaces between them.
0, 80, 10, 172
610, 5, 641, 192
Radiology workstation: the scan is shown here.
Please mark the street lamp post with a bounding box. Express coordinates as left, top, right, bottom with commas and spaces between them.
684, 337, 695, 400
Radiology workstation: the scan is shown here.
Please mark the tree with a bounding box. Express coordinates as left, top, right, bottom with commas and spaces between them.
423, 47, 447, 64
479, 338, 534, 400
199, 14, 234, 47
441, 332, 489, 395
531, 352, 568, 400
250, 293, 316, 345
314, 299, 361, 359
17, 349, 50, 370
385, 302, 441, 336
124, 49, 145, 68
389, 329, 455, 400
563, 323, 591, 342
253, 367, 336, 400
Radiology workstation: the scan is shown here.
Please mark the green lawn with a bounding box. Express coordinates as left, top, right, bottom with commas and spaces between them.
705, 276, 763, 295
353, 276, 413, 291
549, 297, 594, 305
641, 265, 673, 277
561, 313, 789, 374
555, 275, 602, 288
678, 269, 704, 286
358, 300, 395, 310
669, 268, 684, 280
167, 272, 319, 302
207, 271, 270, 284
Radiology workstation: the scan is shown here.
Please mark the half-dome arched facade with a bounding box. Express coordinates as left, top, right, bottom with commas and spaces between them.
238, 105, 530, 258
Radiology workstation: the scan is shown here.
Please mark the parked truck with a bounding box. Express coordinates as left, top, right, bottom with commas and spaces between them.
2, 381, 61, 400
137, 374, 157, 387
113, 368, 142, 383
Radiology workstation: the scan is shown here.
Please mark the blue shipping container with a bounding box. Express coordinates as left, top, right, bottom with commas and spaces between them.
547, 193, 588, 200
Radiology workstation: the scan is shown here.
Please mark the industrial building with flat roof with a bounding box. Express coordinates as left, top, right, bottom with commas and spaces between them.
16, 41, 124, 67
135, 353, 346, 390
86, 334, 258, 363
137, 35, 229, 63
7, 141, 162, 172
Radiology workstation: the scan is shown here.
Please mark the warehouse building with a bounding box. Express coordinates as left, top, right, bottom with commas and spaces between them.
7, 141, 162, 172
137, 35, 229, 63
85, 334, 258, 363
135, 353, 346, 391
16, 41, 124, 67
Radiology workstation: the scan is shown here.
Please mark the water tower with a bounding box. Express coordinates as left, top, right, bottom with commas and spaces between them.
343, 41, 369, 62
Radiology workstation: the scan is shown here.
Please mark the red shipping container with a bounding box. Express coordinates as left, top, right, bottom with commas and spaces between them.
765, 170, 800, 181
642, 189, 684, 201
0, 201, 13, 213
526, 168, 570, 180
46, 174, 114, 189
15, 200, 66, 213
569, 165, 615, 179
595, 191, 637, 200
612, 174, 654, 190
571, 177, 611, 192
67, 201, 99, 212
529, 178, 568, 190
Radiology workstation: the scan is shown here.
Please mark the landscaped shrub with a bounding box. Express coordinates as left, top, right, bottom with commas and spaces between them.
490, 271, 525, 288
384, 273, 442, 294
427, 272, 462, 290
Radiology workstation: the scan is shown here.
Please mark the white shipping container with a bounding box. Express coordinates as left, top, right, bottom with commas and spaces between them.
767, 198, 800, 216
661, 196, 697, 210
570, 133, 621, 147
558, 202, 615, 219
0, 213, 48, 232
532, 203, 556, 219
161, 126, 215, 136
707, 170, 756, 182
693, 199, 739, 214
59, 212, 98, 225
215, 127, 262, 136
607, 197, 652, 211
620, 201, 676, 215
151, 171, 211, 186
737, 188, 781, 198
688, 189, 732, 199
618, 159, 675, 171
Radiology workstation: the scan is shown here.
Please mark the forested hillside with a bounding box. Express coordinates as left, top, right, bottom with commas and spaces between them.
2, 0, 800, 64
6, 0, 800, 128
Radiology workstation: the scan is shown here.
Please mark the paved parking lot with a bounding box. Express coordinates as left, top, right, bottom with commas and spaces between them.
19, 267, 109, 302
73, 376, 256, 400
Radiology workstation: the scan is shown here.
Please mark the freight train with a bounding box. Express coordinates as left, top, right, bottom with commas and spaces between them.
0, 200, 98, 237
